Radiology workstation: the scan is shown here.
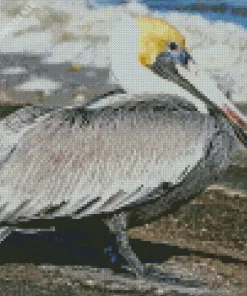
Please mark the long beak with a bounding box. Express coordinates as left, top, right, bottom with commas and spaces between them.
149, 56, 212, 110
150, 56, 247, 148
177, 63, 247, 147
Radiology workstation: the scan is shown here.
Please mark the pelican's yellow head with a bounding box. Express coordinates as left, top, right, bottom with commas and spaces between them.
109, 13, 189, 95
135, 16, 186, 67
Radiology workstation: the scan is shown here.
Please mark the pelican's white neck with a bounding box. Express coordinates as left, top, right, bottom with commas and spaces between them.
109, 13, 141, 90
109, 14, 209, 113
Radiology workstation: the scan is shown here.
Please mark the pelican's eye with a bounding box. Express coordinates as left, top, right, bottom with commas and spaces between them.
157, 41, 190, 67
168, 41, 178, 51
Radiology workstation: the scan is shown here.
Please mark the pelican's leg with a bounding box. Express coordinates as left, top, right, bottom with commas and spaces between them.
105, 212, 146, 278
105, 213, 197, 286
114, 227, 147, 277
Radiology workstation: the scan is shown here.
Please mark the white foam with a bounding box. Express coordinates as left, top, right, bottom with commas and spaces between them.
161, 11, 247, 102
42, 41, 90, 64
0, 67, 28, 75
14, 76, 62, 95
122, 0, 149, 15
191, 44, 237, 69
0, 30, 53, 53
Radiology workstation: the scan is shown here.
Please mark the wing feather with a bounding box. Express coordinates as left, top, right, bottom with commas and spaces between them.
0, 101, 215, 222
0, 106, 55, 165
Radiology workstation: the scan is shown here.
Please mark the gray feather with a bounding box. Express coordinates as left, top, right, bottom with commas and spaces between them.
0, 227, 12, 243
0, 99, 216, 223
0, 106, 55, 166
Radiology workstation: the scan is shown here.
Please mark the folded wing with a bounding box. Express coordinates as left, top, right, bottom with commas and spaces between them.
0, 100, 215, 223
0, 106, 55, 166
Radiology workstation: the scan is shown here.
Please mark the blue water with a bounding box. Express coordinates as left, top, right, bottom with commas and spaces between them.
94, 0, 247, 29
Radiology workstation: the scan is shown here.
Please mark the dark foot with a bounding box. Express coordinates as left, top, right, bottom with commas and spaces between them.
145, 266, 204, 288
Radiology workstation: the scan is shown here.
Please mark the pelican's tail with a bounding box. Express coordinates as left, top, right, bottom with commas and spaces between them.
0, 226, 12, 244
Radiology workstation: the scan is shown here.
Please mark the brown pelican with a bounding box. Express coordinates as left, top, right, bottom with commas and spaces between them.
0, 14, 247, 282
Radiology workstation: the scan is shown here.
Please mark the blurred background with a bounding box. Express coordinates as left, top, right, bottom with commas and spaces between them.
0, 0, 247, 106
